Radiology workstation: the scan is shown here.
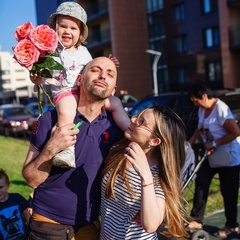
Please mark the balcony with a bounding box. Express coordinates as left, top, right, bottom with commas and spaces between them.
87, 29, 111, 50
229, 26, 240, 50
85, 0, 108, 21
227, 0, 240, 7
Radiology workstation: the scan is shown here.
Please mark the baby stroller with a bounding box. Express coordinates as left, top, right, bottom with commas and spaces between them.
157, 142, 210, 240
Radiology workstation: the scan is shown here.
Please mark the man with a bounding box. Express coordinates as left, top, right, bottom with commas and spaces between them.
22, 57, 124, 240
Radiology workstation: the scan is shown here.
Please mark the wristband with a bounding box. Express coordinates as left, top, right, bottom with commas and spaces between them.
212, 140, 217, 148
142, 182, 154, 187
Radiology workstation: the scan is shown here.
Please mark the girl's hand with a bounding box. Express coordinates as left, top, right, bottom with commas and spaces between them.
30, 73, 44, 85
109, 54, 120, 68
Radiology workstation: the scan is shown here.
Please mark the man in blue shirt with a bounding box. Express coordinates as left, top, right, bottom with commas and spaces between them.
22, 56, 124, 240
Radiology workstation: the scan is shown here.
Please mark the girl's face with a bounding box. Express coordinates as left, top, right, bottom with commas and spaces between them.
0, 178, 9, 202
56, 15, 81, 50
125, 109, 157, 147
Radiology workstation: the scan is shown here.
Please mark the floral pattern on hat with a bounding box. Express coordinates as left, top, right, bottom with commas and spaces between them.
48, 2, 88, 41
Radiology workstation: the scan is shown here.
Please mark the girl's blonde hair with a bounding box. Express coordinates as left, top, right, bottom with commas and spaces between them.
102, 106, 189, 238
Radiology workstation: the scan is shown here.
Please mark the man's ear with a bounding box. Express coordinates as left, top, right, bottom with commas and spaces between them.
76, 74, 82, 86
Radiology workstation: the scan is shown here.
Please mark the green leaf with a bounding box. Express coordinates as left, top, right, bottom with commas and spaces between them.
40, 69, 52, 78
35, 57, 64, 71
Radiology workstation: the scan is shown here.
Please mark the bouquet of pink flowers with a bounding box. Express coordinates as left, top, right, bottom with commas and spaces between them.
12, 22, 64, 114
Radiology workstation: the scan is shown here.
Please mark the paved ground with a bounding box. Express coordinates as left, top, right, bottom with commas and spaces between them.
186, 205, 240, 240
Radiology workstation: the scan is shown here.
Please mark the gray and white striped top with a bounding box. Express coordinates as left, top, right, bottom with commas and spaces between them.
100, 165, 164, 240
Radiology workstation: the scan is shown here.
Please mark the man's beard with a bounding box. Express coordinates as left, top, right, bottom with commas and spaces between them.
87, 85, 111, 101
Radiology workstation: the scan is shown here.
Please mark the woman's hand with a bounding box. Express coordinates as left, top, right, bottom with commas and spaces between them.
124, 142, 153, 182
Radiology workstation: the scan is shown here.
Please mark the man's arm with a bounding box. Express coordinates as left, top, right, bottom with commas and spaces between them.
22, 124, 79, 188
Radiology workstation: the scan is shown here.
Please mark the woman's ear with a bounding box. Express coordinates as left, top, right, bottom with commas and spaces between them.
149, 137, 161, 147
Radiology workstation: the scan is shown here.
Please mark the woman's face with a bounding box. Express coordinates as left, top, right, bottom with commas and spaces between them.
124, 109, 157, 147
190, 94, 207, 108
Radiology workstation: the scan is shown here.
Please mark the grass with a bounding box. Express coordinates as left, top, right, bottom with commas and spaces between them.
0, 135, 239, 218
0, 135, 33, 200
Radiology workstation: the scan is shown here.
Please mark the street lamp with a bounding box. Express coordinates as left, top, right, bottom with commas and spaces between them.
146, 49, 162, 95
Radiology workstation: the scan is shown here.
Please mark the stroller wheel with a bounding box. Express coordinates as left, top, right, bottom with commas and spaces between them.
190, 229, 210, 240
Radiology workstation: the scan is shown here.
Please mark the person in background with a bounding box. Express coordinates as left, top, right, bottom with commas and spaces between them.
22, 56, 129, 240
31, 1, 120, 168
100, 106, 189, 239
0, 168, 30, 240
187, 81, 240, 238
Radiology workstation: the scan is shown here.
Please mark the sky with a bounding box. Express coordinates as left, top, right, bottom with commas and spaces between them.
0, 0, 37, 54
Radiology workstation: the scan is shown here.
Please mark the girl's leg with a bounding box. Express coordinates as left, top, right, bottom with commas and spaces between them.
56, 95, 78, 127
52, 94, 78, 168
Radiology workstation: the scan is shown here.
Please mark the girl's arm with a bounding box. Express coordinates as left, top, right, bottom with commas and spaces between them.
105, 96, 130, 131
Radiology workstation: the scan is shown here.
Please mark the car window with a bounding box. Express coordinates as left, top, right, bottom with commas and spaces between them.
130, 95, 175, 115
5, 107, 33, 117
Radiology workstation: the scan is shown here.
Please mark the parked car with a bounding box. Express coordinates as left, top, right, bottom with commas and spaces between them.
0, 104, 38, 137
128, 92, 198, 138
26, 102, 55, 116
217, 91, 240, 126
128, 90, 240, 139
117, 94, 138, 113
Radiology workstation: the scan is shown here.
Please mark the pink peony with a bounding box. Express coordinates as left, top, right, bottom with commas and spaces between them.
29, 25, 58, 53
14, 22, 34, 41
12, 39, 40, 70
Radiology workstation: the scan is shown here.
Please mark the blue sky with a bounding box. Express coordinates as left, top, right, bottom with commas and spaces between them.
0, 0, 37, 53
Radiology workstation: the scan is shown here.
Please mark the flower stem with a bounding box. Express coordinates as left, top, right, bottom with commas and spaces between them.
39, 85, 55, 108
37, 86, 43, 116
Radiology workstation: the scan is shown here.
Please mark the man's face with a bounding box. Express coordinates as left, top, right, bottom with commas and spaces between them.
80, 57, 117, 100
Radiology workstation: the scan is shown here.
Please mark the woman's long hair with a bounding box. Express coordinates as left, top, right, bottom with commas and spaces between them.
102, 106, 189, 238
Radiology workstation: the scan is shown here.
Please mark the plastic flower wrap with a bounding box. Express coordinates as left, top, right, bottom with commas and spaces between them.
12, 22, 64, 115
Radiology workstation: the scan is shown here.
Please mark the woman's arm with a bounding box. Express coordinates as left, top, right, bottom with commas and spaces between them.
124, 142, 164, 232
188, 128, 200, 145
205, 119, 240, 149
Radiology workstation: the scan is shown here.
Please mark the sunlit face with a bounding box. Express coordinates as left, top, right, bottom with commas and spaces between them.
56, 15, 81, 50
79, 57, 117, 100
0, 178, 9, 202
125, 109, 158, 147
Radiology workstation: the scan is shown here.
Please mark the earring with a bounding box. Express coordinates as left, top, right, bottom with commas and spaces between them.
148, 144, 151, 148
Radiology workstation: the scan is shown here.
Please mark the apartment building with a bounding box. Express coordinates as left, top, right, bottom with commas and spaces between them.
34, 0, 240, 98
0, 51, 36, 104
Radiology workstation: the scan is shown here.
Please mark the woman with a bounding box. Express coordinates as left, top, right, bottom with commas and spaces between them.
100, 106, 189, 239
188, 82, 240, 237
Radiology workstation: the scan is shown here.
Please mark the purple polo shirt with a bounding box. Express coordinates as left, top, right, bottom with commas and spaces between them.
30, 108, 122, 226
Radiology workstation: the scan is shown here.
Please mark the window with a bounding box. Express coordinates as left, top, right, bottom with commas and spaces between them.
146, 0, 164, 12
203, 27, 219, 48
174, 35, 188, 53
206, 61, 222, 81
172, 3, 185, 21
201, 0, 212, 14
147, 13, 165, 39
177, 68, 188, 85
2, 79, 10, 84
92, 25, 101, 43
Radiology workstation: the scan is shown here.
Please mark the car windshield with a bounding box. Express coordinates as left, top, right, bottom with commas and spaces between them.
4, 107, 32, 117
